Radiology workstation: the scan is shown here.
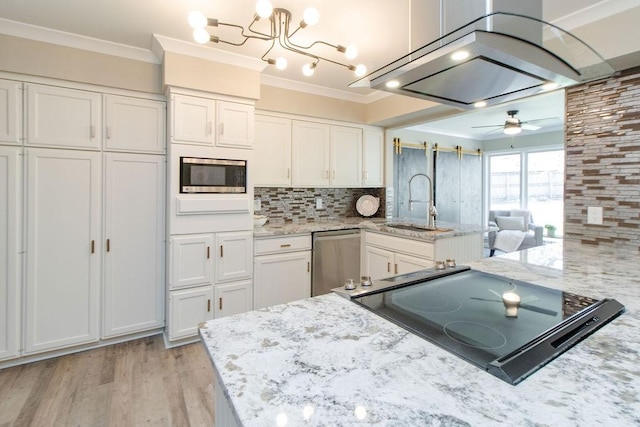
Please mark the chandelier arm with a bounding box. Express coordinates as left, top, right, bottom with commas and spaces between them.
246, 16, 275, 39
260, 37, 278, 62
280, 36, 349, 67
287, 39, 339, 51
217, 21, 272, 41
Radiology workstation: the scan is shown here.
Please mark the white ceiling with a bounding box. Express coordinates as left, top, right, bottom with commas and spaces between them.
0, 0, 637, 138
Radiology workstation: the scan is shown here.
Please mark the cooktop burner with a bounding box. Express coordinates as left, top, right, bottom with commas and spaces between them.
350, 267, 625, 385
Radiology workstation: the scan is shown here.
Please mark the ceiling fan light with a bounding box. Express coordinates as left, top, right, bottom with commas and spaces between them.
504, 124, 522, 135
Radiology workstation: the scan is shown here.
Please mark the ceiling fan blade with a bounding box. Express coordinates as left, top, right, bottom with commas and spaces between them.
522, 116, 559, 124
521, 124, 541, 131
471, 124, 503, 129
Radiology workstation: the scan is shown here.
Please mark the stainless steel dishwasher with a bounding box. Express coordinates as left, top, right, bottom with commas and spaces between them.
312, 229, 361, 296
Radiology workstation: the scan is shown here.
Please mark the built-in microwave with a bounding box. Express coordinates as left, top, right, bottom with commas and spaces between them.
180, 157, 246, 193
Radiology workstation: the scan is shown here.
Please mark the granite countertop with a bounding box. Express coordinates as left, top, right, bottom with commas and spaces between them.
253, 217, 485, 241
200, 241, 639, 426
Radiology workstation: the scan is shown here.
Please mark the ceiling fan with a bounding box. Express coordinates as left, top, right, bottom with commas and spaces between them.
472, 110, 555, 135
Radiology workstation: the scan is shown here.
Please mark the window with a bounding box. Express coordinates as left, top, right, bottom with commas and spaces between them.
488, 149, 564, 237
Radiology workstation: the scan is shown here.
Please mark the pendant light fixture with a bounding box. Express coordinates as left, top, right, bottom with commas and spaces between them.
188, 1, 367, 78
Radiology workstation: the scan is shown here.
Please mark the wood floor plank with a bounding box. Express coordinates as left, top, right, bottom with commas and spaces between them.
0, 335, 216, 427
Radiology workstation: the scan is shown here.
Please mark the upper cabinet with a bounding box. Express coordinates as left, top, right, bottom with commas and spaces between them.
25, 83, 102, 150
171, 94, 254, 149
217, 101, 254, 149
172, 94, 216, 145
291, 120, 331, 187
363, 128, 384, 187
254, 115, 292, 187
0, 79, 22, 145
104, 95, 166, 154
257, 114, 383, 189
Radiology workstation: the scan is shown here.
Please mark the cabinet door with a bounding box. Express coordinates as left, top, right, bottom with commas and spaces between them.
104, 95, 165, 153
217, 101, 254, 149
395, 253, 433, 275
0, 79, 22, 145
363, 245, 394, 281
254, 115, 291, 186
0, 147, 21, 360
170, 234, 213, 289
291, 120, 330, 186
168, 286, 213, 341
25, 84, 102, 149
331, 125, 362, 187
172, 95, 215, 145
103, 153, 165, 338
216, 231, 253, 283
214, 280, 253, 318
254, 251, 311, 309
25, 148, 101, 354
363, 129, 384, 187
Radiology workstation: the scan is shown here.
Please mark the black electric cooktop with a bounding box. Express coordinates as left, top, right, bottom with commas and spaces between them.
351, 267, 625, 385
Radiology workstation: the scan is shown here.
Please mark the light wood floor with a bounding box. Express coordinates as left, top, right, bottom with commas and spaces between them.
0, 335, 215, 426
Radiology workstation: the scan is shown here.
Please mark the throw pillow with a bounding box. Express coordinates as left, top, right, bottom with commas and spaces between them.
496, 216, 525, 231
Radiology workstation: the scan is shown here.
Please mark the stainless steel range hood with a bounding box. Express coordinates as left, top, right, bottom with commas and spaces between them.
351, 12, 614, 109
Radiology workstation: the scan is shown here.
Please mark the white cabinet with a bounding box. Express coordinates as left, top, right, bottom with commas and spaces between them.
104, 95, 165, 153
363, 128, 384, 187
254, 235, 312, 309
168, 286, 213, 341
254, 115, 291, 186
172, 94, 216, 145
291, 120, 330, 186
0, 147, 21, 361
169, 234, 213, 289
24, 148, 101, 354
215, 280, 253, 317
171, 94, 254, 149
217, 101, 254, 149
0, 79, 22, 145
215, 231, 253, 283
331, 125, 362, 187
25, 84, 102, 150
102, 153, 165, 338
363, 232, 433, 280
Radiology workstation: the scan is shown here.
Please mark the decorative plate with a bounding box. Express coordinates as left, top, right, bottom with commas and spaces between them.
356, 195, 380, 217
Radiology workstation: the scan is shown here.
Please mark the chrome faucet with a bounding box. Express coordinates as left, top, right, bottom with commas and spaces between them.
408, 173, 437, 228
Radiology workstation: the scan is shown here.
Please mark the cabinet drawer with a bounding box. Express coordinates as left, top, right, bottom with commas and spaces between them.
365, 231, 434, 259
254, 234, 311, 255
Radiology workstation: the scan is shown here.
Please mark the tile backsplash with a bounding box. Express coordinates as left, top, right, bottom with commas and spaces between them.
254, 187, 386, 223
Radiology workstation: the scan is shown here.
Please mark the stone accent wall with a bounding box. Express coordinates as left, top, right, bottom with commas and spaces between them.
565, 66, 640, 252
254, 187, 386, 223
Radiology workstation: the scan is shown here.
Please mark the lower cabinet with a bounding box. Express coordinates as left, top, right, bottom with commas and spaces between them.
363, 232, 434, 280
169, 286, 213, 341
167, 231, 253, 343
254, 235, 311, 309
215, 280, 253, 317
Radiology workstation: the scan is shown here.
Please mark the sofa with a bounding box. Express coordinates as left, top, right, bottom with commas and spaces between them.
488, 209, 544, 256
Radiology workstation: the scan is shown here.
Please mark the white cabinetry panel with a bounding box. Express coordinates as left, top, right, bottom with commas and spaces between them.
215, 280, 253, 318
0, 79, 22, 145
170, 234, 213, 289
291, 120, 330, 187
104, 95, 165, 153
215, 231, 253, 283
103, 153, 165, 338
331, 125, 362, 187
26, 84, 102, 150
0, 147, 21, 360
172, 94, 215, 145
254, 115, 291, 186
168, 286, 213, 341
363, 129, 384, 187
25, 148, 101, 354
254, 250, 311, 309
217, 101, 254, 149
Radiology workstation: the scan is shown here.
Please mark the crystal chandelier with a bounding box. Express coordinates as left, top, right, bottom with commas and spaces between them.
188, 0, 367, 78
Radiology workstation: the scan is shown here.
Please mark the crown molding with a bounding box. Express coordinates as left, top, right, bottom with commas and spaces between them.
0, 18, 159, 64
549, 0, 638, 31
260, 74, 390, 104
151, 34, 266, 72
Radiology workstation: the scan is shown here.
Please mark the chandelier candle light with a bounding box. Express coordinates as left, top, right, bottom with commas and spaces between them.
188, 0, 367, 78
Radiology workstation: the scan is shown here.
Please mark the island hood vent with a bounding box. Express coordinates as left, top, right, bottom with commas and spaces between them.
350, 12, 614, 109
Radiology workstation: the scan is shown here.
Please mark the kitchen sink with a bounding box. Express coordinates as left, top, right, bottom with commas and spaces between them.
385, 224, 453, 232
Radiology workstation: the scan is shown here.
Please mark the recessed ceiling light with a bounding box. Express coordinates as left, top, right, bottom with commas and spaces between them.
542, 82, 559, 91
474, 101, 487, 108
386, 80, 400, 88
451, 50, 469, 61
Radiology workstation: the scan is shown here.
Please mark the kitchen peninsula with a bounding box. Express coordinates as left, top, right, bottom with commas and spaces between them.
200, 241, 640, 426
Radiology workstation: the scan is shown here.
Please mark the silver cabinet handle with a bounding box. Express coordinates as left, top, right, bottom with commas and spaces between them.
90, 125, 96, 138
